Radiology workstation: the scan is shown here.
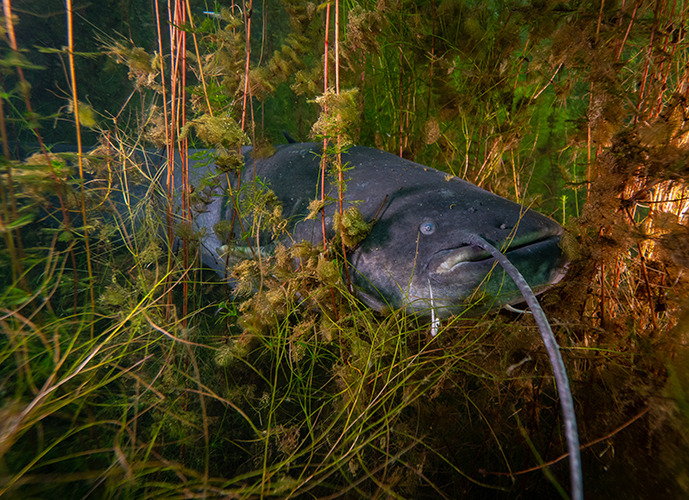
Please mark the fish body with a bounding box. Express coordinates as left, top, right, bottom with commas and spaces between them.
187, 143, 566, 318
27, 143, 565, 318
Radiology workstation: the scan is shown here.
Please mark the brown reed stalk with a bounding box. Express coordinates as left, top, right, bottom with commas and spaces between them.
3, 0, 78, 309
0, 92, 24, 286
173, 0, 189, 323
320, 3, 330, 251
65, 0, 96, 327
241, 0, 253, 132
333, 0, 352, 294
153, 0, 173, 262
185, 0, 213, 117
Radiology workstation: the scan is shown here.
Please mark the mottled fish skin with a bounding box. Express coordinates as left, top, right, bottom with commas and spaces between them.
195, 142, 567, 318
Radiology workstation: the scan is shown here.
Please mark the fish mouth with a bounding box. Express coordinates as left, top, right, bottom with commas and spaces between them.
421, 233, 567, 316
430, 233, 564, 276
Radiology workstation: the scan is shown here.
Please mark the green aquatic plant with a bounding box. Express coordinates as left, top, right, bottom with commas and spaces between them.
333, 205, 371, 248
3, 1, 689, 499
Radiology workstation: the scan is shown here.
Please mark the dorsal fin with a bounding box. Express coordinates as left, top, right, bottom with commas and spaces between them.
282, 130, 298, 143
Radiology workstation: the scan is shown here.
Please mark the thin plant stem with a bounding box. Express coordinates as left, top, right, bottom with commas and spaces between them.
321, 2, 330, 251
241, 0, 253, 131
185, 0, 213, 117
66, 0, 96, 331
3, 0, 77, 310
153, 0, 175, 296
0, 95, 25, 285
334, 0, 351, 293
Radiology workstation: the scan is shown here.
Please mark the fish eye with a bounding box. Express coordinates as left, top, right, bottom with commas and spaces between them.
419, 220, 436, 235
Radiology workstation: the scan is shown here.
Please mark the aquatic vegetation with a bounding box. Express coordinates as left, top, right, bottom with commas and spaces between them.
2, 1, 689, 498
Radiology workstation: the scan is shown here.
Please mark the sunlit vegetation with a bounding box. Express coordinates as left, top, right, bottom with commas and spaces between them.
1, 0, 689, 498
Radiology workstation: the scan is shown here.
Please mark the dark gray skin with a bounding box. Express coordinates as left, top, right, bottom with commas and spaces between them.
184, 143, 567, 318
26, 143, 565, 317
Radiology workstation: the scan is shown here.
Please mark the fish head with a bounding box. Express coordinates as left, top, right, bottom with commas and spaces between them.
349, 177, 567, 318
